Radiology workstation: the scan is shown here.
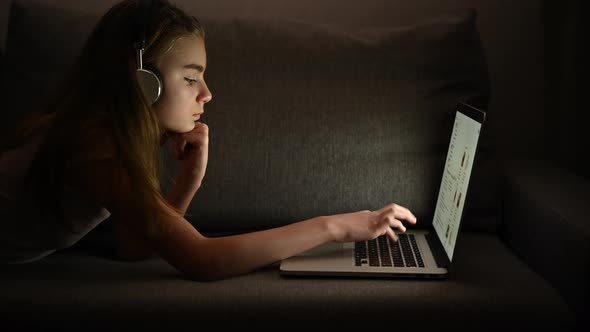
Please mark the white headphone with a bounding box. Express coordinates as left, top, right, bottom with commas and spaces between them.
134, 0, 163, 105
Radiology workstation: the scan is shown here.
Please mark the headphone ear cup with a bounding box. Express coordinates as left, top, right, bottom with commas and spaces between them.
136, 64, 163, 104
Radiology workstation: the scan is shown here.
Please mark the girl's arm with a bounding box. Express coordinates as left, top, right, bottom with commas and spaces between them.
112, 172, 198, 261
118, 194, 412, 281
164, 171, 200, 216
81, 158, 414, 281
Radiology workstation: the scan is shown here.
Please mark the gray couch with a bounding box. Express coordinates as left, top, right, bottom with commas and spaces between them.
0, 0, 587, 330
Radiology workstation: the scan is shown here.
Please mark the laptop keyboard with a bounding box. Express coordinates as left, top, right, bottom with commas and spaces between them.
354, 233, 425, 268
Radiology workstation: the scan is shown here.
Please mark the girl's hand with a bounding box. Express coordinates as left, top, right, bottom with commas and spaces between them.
169, 122, 209, 188
325, 203, 417, 243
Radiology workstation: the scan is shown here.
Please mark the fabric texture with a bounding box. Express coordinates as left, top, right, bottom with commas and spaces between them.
0, 0, 494, 236
181, 11, 495, 233
500, 158, 590, 325
0, 0, 582, 329
0, 232, 574, 329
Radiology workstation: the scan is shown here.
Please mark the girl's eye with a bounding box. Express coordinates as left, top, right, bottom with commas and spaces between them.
185, 78, 198, 85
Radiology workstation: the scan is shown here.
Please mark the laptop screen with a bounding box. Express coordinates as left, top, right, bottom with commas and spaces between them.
432, 105, 484, 261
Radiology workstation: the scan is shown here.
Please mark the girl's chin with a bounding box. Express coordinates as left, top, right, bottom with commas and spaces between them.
180, 122, 196, 132
163, 123, 195, 134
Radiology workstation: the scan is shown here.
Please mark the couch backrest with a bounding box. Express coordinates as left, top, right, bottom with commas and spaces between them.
1, 0, 499, 234
0, 0, 550, 161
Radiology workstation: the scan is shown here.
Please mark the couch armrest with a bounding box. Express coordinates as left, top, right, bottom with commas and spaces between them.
500, 159, 589, 328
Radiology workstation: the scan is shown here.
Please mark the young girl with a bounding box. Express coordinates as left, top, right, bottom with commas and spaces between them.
0, 0, 416, 281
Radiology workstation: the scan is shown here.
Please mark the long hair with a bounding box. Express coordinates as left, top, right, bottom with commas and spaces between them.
3, 0, 205, 238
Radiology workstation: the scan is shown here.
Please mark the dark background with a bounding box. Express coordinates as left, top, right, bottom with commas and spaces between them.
0, 0, 586, 180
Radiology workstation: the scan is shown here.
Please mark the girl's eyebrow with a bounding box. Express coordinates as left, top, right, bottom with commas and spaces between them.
182, 63, 204, 73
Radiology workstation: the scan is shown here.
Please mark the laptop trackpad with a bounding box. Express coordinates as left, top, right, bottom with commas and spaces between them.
296, 242, 353, 256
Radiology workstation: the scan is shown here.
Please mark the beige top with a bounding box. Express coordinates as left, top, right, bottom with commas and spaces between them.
0, 130, 110, 263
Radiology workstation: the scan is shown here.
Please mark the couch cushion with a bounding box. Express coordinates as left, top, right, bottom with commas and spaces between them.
1, 0, 497, 236
183, 12, 496, 233
0, 0, 98, 133
501, 158, 590, 327
0, 233, 574, 329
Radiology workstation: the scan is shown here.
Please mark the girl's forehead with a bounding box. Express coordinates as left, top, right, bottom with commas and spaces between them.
169, 36, 204, 55
161, 36, 206, 69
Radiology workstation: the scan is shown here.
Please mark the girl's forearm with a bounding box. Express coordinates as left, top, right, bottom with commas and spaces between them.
195, 216, 337, 281
165, 172, 200, 215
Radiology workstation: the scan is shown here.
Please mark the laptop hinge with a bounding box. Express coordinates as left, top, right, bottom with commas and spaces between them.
425, 232, 448, 268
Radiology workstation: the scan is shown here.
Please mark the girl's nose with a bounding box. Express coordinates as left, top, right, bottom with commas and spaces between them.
198, 83, 213, 104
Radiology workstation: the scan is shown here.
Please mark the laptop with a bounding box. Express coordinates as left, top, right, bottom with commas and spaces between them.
279, 101, 486, 279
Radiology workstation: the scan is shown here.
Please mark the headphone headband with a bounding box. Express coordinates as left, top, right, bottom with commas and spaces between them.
134, 0, 162, 104
134, 0, 152, 52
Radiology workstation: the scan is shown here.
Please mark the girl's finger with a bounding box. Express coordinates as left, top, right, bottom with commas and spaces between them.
381, 214, 406, 232
391, 218, 406, 232
173, 135, 187, 153
386, 227, 398, 242
378, 204, 417, 224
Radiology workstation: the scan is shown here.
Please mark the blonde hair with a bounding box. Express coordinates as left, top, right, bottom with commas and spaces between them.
2, 0, 205, 238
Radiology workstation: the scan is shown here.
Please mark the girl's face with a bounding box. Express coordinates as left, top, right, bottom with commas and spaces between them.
153, 35, 212, 133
